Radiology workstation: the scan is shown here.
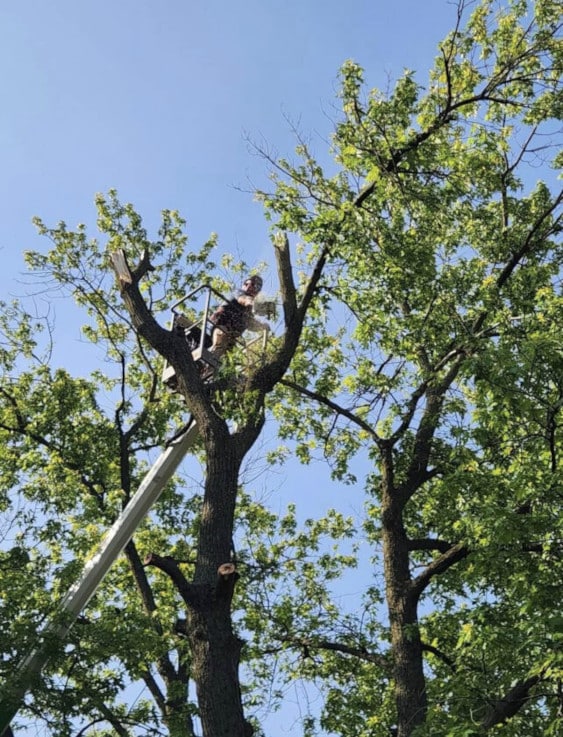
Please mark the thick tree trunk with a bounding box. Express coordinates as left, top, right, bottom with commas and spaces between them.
381, 469, 427, 737
188, 593, 249, 737
188, 438, 252, 737
146, 442, 251, 737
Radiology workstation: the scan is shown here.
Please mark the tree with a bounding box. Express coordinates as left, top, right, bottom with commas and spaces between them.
108, 205, 330, 737
0, 1, 561, 736
0, 210, 218, 736
250, 0, 563, 735
0, 189, 331, 737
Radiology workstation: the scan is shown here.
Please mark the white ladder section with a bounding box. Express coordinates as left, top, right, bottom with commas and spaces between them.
0, 420, 199, 736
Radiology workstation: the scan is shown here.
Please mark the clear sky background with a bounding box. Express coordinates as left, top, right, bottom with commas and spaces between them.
1, 2, 465, 735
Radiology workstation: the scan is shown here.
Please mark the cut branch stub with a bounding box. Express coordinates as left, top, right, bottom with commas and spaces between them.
217, 562, 237, 580
111, 250, 133, 285
215, 563, 239, 601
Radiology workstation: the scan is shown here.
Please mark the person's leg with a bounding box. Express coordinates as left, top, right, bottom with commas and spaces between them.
211, 327, 235, 358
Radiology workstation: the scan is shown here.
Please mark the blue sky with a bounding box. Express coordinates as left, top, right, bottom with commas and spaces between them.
1, 2, 462, 735
1, 0, 454, 293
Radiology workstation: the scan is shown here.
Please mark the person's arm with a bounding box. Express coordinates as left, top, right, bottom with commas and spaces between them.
235, 294, 269, 333
236, 294, 253, 307
245, 312, 270, 333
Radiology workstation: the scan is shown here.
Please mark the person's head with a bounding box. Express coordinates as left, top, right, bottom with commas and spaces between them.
242, 274, 263, 297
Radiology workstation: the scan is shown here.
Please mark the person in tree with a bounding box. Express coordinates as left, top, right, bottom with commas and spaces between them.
208, 274, 269, 359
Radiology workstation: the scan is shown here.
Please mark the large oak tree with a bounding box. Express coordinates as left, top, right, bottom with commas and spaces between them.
253, 1, 562, 735
0, 1, 561, 736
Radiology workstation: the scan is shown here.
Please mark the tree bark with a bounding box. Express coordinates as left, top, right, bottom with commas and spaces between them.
146, 439, 252, 737
188, 439, 252, 737
381, 448, 427, 737
480, 675, 540, 730
188, 599, 250, 737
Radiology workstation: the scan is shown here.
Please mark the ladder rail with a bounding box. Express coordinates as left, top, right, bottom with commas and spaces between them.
0, 420, 199, 736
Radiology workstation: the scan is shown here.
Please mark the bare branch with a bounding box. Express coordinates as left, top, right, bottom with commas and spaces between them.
125, 542, 179, 685
266, 635, 388, 669
305, 637, 387, 667
273, 232, 297, 327
280, 377, 381, 442
144, 553, 203, 610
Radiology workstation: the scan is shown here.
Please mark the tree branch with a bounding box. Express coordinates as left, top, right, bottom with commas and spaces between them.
273, 232, 297, 328
251, 243, 329, 394
421, 642, 457, 672
408, 538, 456, 554
280, 378, 381, 442
304, 637, 387, 667
398, 359, 465, 502
110, 250, 173, 356
268, 635, 388, 669
144, 554, 239, 609
496, 189, 562, 292
411, 542, 469, 599
472, 188, 563, 335
95, 702, 130, 737
110, 249, 223, 433
144, 553, 203, 610
131, 248, 155, 282
296, 246, 329, 323
480, 675, 541, 730
125, 542, 179, 685
141, 667, 167, 713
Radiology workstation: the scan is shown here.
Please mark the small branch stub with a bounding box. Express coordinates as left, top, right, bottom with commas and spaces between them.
217, 562, 237, 580
215, 562, 239, 601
